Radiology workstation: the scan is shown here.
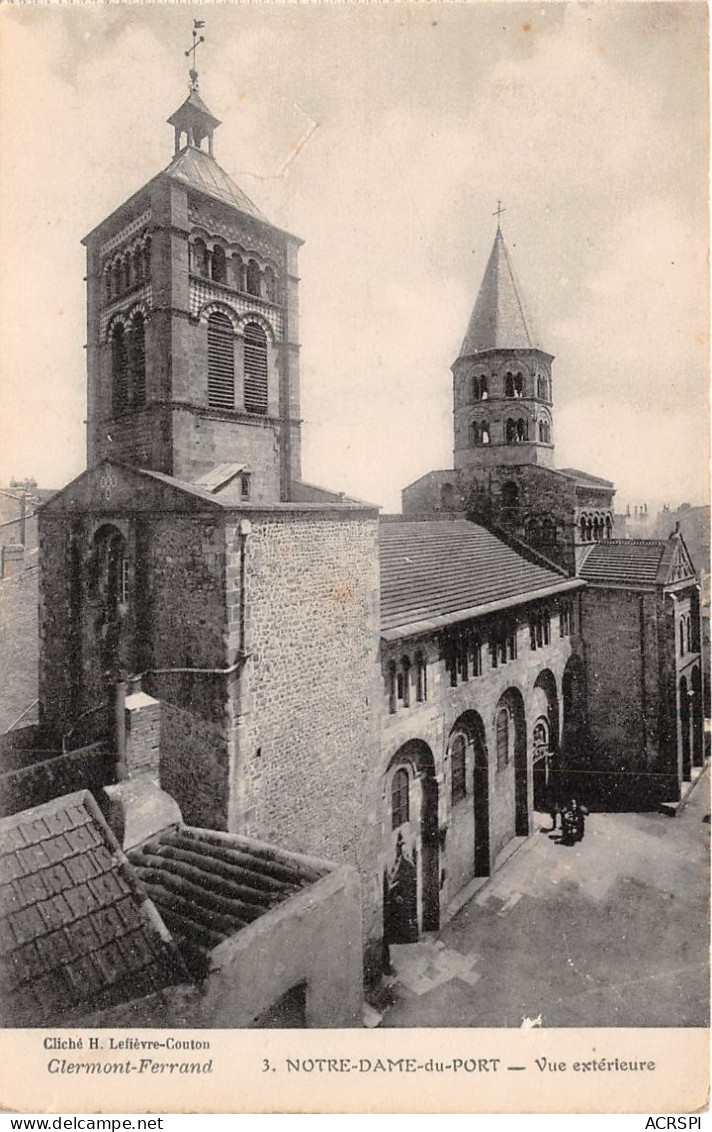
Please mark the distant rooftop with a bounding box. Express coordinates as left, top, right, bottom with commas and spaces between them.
579, 536, 696, 588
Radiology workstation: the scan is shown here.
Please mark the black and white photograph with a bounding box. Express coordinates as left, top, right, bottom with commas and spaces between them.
0, 0, 708, 1114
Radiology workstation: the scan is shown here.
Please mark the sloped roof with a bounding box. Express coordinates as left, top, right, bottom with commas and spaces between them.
459, 229, 540, 357
167, 91, 221, 131
578, 536, 696, 588
128, 827, 326, 970
559, 467, 615, 489
164, 146, 266, 221
193, 463, 246, 494
0, 791, 185, 1025
379, 518, 580, 638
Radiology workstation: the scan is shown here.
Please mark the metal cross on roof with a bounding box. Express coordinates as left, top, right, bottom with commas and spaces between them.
185, 20, 206, 91
493, 200, 506, 228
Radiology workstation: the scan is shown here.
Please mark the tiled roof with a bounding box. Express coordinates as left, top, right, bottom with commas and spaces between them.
0, 791, 185, 1025
128, 827, 326, 972
379, 519, 579, 637
459, 229, 541, 357
164, 146, 266, 221
559, 467, 615, 488
579, 538, 694, 588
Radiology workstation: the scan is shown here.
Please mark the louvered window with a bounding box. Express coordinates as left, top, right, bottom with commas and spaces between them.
391, 768, 410, 829
244, 322, 268, 415
111, 324, 129, 416
130, 314, 146, 407
207, 312, 235, 410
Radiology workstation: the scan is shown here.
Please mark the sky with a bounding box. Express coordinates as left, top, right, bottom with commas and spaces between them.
0, 2, 708, 513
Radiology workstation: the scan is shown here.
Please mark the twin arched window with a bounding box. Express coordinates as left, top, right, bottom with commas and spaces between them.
104, 238, 151, 305
470, 420, 490, 446
505, 372, 524, 398
536, 374, 550, 400
506, 418, 528, 444
471, 375, 488, 402
206, 315, 269, 415
110, 313, 146, 416
538, 418, 551, 443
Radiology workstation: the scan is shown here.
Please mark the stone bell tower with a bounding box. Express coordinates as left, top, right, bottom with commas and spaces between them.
83, 47, 303, 503
452, 222, 555, 477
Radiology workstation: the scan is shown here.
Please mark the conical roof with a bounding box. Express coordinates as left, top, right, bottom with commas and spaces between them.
459, 229, 540, 357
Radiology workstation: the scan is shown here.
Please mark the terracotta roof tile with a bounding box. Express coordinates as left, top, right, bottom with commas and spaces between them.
128, 827, 326, 970
579, 539, 667, 587
0, 791, 186, 1025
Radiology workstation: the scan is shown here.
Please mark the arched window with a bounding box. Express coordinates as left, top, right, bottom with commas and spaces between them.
538, 418, 550, 443
680, 619, 685, 656
605, 515, 612, 540
92, 525, 128, 617
233, 255, 246, 292
207, 311, 235, 410
580, 516, 588, 542
501, 481, 519, 508
469, 420, 480, 446
537, 374, 547, 400
263, 267, 277, 303
391, 768, 410, 829
516, 418, 527, 442
505, 372, 515, 398
112, 260, 122, 299
450, 734, 467, 804
480, 376, 488, 400
122, 256, 131, 293
686, 615, 692, 655
111, 323, 129, 416
400, 656, 412, 708
506, 419, 516, 444
496, 708, 510, 771
415, 652, 427, 702
246, 259, 262, 297
244, 322, 268, 415
129, 313, 146, 408
388, 660, 397, 714
471, 376, 479, 403
533, 717, 549, 751
192, 239, 209, 277
211, 245, 227, 284
142, 237, 151, 282
133, 246, 144, 285
104, 269, 113, 304
481, 424, 490, 444
514, 373, 524, 398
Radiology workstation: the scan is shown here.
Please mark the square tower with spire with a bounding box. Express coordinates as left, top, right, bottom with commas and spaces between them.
83, 51, 303, 503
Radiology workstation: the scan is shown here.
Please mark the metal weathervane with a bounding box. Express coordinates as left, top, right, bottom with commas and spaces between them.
493, 200, 506, 229
185, 19, 206, 91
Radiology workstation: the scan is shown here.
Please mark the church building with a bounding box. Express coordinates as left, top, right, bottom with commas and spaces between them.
26, 57, 705, 995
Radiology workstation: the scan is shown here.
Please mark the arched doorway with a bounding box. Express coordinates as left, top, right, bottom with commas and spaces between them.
447, 713, 489, 895
680, 675, 691, 781
562, 655, 586, 797
532, 670, 560, 813
383, 740, 439, 945
494, 688, 528, 845
691, 667, 703, 768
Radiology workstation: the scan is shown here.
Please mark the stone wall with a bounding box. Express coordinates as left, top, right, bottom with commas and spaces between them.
224, 507, 383, 946
380, 598, 580, 925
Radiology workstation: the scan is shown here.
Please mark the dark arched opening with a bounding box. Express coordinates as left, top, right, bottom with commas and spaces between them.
532, 669, 560, 813
691, 666, 703, 767
562, 655, 587, 798
449, 712, 490, 885
680, 675, 691, 781
495, 688, 528, 840
383, 740, 439, 944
